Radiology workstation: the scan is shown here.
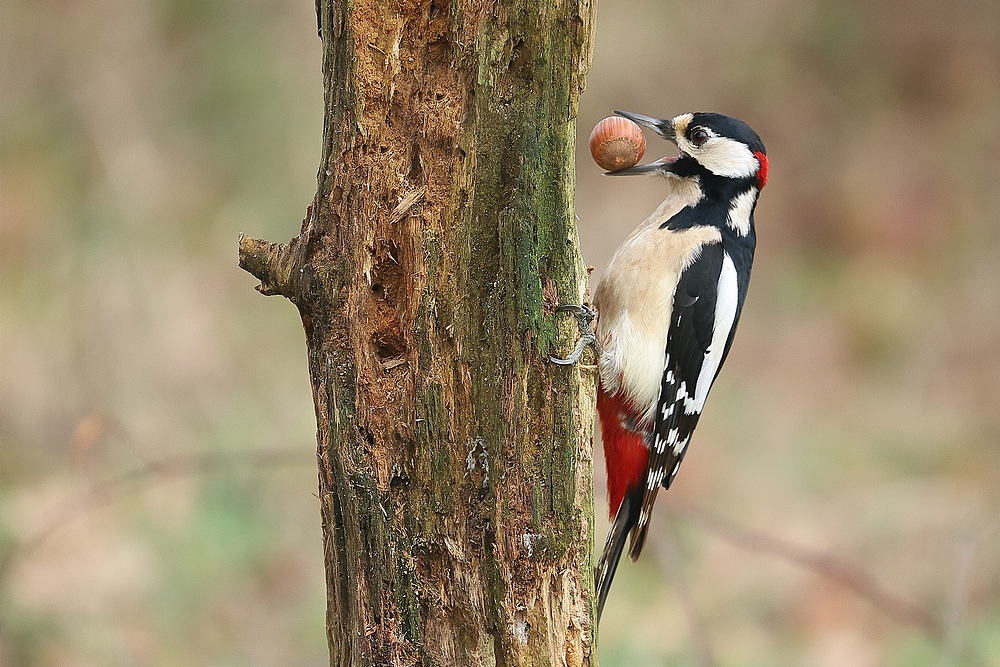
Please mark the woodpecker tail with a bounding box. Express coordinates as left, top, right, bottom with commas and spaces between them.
595, 486, 642, 622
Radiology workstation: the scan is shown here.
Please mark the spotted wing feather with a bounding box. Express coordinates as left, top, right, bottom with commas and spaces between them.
628, 241, 725, 559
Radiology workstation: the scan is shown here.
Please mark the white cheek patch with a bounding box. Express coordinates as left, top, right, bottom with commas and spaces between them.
695, 137, 759, 179
675, 128, 760, 180
673, 132, 696, 157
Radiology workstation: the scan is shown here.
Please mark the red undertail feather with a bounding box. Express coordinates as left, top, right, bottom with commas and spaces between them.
597, 385, 649, 519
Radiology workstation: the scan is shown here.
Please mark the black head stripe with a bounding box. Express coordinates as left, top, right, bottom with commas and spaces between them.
689, 112, 766, 155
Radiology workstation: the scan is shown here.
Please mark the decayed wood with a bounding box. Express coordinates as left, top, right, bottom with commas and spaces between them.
240, 1, 597, 664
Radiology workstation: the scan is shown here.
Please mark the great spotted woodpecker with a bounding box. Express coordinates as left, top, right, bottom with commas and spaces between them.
555, 111, 768, 620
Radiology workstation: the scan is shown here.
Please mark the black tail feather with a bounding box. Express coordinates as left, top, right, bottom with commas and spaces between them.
595, 487, 642, 623
627, 518, 649, 562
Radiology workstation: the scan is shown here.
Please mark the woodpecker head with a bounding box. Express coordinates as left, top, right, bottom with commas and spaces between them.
611, 111, 768, 190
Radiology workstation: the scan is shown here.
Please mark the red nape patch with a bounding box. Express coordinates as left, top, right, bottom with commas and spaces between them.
754, 151, 769, 189
597, 386, 649, 519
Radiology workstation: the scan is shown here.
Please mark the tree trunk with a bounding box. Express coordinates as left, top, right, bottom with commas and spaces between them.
239, 1, 597, 664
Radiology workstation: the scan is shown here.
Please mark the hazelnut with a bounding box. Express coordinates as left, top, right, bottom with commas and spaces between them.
589, 116, 645, 172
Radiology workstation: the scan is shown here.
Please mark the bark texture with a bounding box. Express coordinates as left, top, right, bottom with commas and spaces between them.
240, 1, 597, 664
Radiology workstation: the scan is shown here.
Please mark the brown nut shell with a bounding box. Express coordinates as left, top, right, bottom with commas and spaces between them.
589, 116, 646, 171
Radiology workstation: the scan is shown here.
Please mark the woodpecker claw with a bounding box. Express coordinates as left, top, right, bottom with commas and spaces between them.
550, 334, 595, 365
550, 304, 603, 365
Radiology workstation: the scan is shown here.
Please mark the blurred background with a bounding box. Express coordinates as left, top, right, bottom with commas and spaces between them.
1, 0, 998, 665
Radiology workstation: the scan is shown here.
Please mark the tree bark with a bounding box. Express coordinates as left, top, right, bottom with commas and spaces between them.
240, 1, 597, 665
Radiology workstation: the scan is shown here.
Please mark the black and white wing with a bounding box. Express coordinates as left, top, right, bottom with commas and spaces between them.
627, 240, 744, 559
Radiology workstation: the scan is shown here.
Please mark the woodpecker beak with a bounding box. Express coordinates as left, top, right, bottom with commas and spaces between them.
607, 110, 681, 176
613, 110, 675, 141
605, 156, 677, 176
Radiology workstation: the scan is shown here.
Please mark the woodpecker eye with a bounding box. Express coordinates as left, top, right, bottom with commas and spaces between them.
690, 128, 709, 146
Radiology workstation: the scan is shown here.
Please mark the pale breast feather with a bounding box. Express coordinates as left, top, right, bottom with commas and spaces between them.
593, 226, 721, 418
592, 177, 719, 418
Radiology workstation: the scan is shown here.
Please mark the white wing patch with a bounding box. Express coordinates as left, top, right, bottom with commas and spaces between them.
693, 252, 740, 411
727, 187, 758, 236
677, 380, 698, 415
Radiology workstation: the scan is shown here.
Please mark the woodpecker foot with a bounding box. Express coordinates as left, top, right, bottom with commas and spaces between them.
550, 304, 603, 365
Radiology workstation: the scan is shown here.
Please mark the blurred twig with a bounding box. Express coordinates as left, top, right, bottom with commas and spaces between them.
651, 519, 717, 667
0, 448, 312, 591
664, 498, 945, 640
938, 517, 1000, 667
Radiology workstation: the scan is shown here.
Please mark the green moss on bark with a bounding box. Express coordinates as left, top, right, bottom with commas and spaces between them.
242, 1, 598, 665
